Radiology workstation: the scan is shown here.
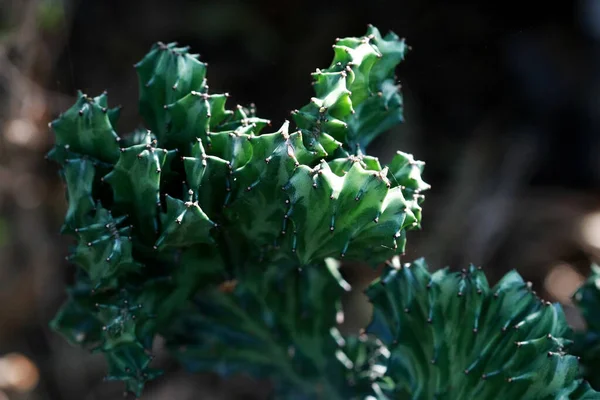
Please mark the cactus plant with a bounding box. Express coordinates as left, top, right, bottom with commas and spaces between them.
573, 265, 600, 392
368, 258, 598, 399
47, 26, 600, 399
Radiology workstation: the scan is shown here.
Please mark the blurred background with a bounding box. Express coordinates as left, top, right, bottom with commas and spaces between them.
1, 0, 600, 398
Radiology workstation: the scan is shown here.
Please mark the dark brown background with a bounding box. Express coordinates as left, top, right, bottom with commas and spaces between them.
1, 0, 600, 398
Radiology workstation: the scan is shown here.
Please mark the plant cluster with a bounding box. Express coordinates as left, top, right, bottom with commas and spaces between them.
48, 25, 600, 399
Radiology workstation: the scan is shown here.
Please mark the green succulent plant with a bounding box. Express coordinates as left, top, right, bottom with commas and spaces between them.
367, 257, 599, 399
573, 264, 600, 392
47, 25, 599, 399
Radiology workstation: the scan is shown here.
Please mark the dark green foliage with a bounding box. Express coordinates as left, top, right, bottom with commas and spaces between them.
48, 25, 598, 399
168, 261, 390, 400
48, 91, 121, 164
282, 159, 416, 264
292, 25, 407, 155
367, 258, 600, 399
573, 265, 600, 391
49, 26, 426, 398
67, 206, 141, 288
103, 139, 168, 239
135, 42, 208, 142
61, 158, 96, 234
50, 275, 167, 394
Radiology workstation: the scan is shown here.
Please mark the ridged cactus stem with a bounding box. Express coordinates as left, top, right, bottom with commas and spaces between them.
46, 24, 598, 400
